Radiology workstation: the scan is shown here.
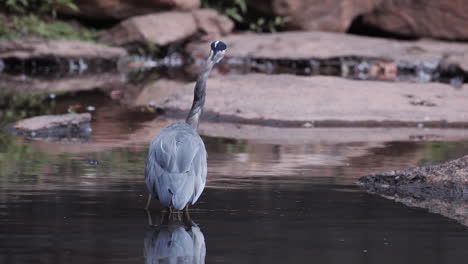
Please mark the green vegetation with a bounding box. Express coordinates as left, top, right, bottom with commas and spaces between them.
2, 0, 78, 17
0, 91, 54, 125
202, 0, 290, 33
203, 137, 247, 154
0, 0, 97, 41
0, 132, 48, 178
0, 14, 97, 41
419, 141, 468, 165
0, 130, 147, 183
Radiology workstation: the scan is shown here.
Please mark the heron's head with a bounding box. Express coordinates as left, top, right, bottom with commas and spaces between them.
209, 40, 227, 63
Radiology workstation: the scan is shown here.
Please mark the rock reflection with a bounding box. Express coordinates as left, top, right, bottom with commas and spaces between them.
396, 196, 468, 227
144, 212, 206, 264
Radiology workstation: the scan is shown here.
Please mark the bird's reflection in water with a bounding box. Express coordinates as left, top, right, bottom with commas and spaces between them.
144, 211, 206, 264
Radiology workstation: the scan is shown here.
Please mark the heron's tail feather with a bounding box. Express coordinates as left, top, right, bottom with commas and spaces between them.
190, 150, 207, 205
170, 171, 195, 210
152, 163, 195, 210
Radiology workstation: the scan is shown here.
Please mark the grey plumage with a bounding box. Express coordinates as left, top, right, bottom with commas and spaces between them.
145, 123, 207, 210
145, 41, 227, 210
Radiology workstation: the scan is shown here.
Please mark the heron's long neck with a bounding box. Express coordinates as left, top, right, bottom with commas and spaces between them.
186, 59, 215, 130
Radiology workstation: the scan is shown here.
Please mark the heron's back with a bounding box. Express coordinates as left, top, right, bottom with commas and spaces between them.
145, 122, 207, 210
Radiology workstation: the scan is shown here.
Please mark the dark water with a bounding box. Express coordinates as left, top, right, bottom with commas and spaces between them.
1, 126, 468, 264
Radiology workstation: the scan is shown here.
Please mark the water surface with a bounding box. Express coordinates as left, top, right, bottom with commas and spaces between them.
1, 129, 468, 264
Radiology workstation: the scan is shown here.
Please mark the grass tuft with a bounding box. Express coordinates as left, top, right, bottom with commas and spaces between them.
0, 14, 97, 41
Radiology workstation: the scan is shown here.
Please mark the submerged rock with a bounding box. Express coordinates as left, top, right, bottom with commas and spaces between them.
358, 156, 468, 226
130, 78, 188, 107
7, 113, 92, 142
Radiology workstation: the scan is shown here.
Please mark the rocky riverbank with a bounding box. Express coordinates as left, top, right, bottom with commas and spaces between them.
358, 155, 468, 197
59, 0, 468, 40
2, 0, 468, 138
358, 155, 468, 226
0, 39, 126, 60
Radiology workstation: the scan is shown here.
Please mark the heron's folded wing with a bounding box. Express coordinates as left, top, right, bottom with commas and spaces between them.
151, 130, 206, 209
191, 148, 207, 204
154, 131, 200, 173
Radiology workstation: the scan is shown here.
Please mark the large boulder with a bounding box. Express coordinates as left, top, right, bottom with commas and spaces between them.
0, 39, 127, 59
155, 74, 468, 126
361, 0, 468, 40
60, 0, 200, 20
248, 0, 379, 32
248, 0, 468, 40
99, 11, 198, 46
193, 9, 235, 41
99, 9, 233, 46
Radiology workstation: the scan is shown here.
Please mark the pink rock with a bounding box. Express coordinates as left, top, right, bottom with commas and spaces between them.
248, 0, 378, 32
362, 0, 468, 40
99, 9, 234, 46
59, 0, 200, 20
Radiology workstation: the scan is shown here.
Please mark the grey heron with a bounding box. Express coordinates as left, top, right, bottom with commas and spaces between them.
145, 40, 227, 211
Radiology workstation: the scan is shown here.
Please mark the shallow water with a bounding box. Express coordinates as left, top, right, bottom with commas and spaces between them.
1, 126, 468, 264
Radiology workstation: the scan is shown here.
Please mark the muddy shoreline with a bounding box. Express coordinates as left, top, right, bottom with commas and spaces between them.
166, 108, 468, 129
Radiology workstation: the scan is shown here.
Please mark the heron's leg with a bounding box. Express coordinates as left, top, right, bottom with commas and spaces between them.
182, 208, 193, 227
160, 210, 169, 225
144, 193, 152, 210
145, 209, 153, 226
168, 206, 173, 220
176, 212, 181, 221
